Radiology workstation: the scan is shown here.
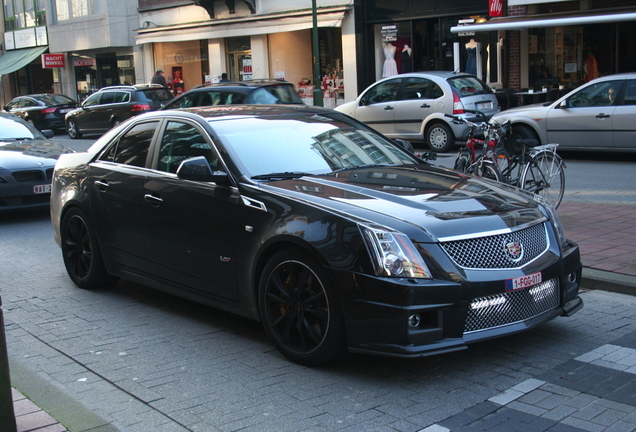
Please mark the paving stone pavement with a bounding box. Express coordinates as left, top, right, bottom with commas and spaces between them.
3, 199, 636, 432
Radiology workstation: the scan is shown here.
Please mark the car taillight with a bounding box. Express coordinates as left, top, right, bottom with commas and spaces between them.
452, 92, 465, 115
131, 104, 151, 112
41, 107, 57, 114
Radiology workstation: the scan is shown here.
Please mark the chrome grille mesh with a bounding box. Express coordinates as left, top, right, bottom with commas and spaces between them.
464, 278, 559, 333
440, 223, 548, 269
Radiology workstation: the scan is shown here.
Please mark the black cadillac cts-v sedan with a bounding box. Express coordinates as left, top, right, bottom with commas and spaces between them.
50, 105, 583, 365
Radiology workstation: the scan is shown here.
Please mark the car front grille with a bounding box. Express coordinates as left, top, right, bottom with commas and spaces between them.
464, 278, 560, 333
440, 223, 548, 269
12, 170, 45, 183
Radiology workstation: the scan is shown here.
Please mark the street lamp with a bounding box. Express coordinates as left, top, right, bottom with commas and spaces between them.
312, 0, 323, 106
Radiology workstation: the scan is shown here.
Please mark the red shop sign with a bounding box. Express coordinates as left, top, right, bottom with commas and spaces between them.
489, 0, 504, 17
73, 58, 96, 67
42, 53, 65, 68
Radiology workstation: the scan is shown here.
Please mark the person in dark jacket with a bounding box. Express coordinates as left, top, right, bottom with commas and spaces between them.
151, 69, 167, 86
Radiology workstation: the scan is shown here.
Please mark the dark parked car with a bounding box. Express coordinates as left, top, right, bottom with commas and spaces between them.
4, 94, 77, 132
51, 105, 582, 365
0, 113, 74, 211
160, 80, 303, 110
65, 84, 173, 139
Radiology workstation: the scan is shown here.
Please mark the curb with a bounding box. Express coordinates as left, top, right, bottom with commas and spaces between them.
581, 267, 636, 297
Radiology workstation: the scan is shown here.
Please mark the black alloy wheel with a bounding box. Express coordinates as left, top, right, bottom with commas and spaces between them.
61, 208, 117, 289
259, 249, 346, 365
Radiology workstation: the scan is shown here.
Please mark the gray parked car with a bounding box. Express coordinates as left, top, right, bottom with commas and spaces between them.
335, 71, 500, 152
491, 73, 636, 153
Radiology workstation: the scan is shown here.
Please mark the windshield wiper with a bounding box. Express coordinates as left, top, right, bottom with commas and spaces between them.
251, 171, 312, 180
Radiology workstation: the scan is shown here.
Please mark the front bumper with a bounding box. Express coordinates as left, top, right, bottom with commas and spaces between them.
336, 242, 582, 359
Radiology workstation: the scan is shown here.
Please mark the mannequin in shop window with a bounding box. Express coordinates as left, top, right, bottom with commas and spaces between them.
465, 39, 478, 75
402, 44, 412, 73
382, 42, 398, 77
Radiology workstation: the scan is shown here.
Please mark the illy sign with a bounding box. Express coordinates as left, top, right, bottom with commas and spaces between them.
489, 0, 504, 17
42, 53, 65, 68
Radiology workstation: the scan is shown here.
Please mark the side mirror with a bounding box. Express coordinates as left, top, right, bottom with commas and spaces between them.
360, 97, 368, 106
558, 100, 568, 109
3, 105, 10, 111
394, 139, 414, 154
176, 156, 230, 185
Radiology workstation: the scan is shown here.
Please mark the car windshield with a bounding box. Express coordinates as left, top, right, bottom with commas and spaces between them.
0, 116, 41, 140
448, 76, 492, 96
211, 113, 416, 178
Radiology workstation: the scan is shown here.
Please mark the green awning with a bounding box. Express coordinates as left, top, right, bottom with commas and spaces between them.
0, 46, 48, 76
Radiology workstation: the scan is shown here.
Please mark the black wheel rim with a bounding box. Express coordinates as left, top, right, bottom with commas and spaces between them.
263, 260, 329, 355
63, 215, 92, 280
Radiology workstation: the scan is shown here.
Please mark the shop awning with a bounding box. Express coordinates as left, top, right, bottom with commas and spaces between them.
135, 7, 350, 44
0, 46, 48, 76
451, 10, 636, 33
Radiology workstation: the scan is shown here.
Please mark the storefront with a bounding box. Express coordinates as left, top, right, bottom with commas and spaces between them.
71, 51, 137, 101
135, 4, 351, 106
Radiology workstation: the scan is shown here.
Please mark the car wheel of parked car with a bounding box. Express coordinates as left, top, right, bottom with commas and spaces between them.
66, 118, 83, 139
61, 207, 118, 289
259, 249, 346, 365
509, 124, 537, 155
426, 122, 455, 152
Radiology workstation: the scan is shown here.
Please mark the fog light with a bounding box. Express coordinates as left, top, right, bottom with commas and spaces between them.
408, 314, 421, 328
568, 272, 577, 283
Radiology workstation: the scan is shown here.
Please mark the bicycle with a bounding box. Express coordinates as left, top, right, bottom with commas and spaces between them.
496, 138, 565, 208
449, 111, 504, 182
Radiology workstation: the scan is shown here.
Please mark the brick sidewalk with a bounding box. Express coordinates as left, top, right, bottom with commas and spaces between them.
558, 201, 636, 277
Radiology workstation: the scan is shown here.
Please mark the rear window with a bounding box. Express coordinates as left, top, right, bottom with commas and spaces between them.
250, 85, 303, 104
448, 76, 492, 97
34, 94, 76, 105
137, 89, 173, 102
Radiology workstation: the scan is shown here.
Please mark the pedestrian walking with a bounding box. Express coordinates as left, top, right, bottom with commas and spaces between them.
151, 68, 167, 86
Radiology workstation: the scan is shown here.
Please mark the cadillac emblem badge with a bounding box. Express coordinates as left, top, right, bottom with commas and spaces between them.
504, 239, 524, 263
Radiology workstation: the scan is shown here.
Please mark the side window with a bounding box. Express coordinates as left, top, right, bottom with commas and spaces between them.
115, 92, 130, 103
402, 78, 435, 100
568, 81, 622, 107
100, 92, 116, 105
157, 121, 219, 174
99, 121, 159, 167
361, 79, 400, 105
622, 81, 636, 106
83, 93, 100, 107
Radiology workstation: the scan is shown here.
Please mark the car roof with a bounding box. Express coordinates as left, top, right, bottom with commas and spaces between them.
382, 71, 478, 79
141, 104, 337, 122
192, 79, 293, 90
97, 84, 168, 92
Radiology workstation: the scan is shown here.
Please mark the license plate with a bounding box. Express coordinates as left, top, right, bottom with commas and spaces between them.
59, 108, 72, 113
476, 101, 493, 111
505, 271, 542, 291
33, 184, 51, 194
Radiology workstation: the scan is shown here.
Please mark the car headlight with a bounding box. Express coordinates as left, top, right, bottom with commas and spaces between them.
360, 224, 432, 278
537, 199, 567, 248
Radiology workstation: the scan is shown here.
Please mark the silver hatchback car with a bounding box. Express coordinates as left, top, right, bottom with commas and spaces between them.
336, 71, 499, 152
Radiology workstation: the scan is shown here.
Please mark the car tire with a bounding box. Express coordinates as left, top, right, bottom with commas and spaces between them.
426, 122, 455, 152
258, 248, 346, 366
508, 124, 537, 155
66, 118, 83, 139
61, 207, 118, 289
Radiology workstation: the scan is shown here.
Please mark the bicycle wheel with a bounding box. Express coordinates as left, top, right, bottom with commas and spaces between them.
474, 159, 502, 182
493, 148, 513, 183
519, 151, 565, 208
454, 154, 470, 173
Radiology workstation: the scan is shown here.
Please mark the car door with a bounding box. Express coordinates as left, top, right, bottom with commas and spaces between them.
352, 78, 401, 137
91, 91, 118, 131
546, 80, 621, 149
143, 119, 240, 300
392, 77, 440, 138
611, 80, 636, 150
88, 120, 160, 269
74, 92, 102, 131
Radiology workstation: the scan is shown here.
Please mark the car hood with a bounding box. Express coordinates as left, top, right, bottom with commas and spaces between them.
258, 165, 545, 242
493, 102, 551, 120
0, 140, 75, 169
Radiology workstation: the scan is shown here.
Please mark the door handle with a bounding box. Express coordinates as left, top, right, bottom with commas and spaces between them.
420, 104, 431, 108
94, 180, 109, 191
384, 105, 394, 111
144, 194, 164, 205
596, 113, 610, 119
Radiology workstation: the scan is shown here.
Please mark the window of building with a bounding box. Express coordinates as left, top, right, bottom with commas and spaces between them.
55, 0, 102, 21
3, 0, 46, 30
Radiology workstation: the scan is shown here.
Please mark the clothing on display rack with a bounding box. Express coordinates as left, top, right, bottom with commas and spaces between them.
465, 39, 477, 75
402, 44, 412, 73
383, 43, 398, 77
